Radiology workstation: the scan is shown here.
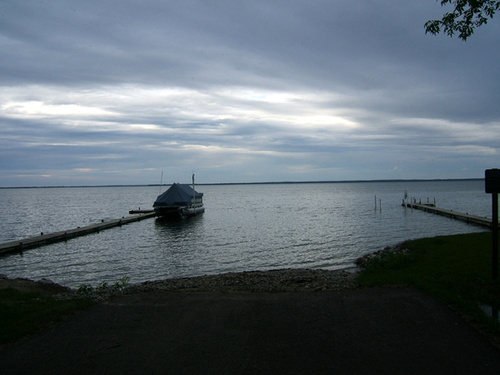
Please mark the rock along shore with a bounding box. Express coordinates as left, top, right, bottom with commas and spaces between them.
1, 268, 359, 300
123, 268, 359, 294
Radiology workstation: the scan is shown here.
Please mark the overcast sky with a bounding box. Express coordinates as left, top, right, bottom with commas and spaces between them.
1, 1, 499, 186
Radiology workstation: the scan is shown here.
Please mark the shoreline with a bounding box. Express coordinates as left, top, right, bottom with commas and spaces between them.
0, 241, 406, 298
1, 267, 360, 298
2, 241, 409, 298
123, 268, 359, 294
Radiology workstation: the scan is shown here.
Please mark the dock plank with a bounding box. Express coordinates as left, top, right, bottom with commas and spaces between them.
402, 202, 497, 230
0, 212, 157, 256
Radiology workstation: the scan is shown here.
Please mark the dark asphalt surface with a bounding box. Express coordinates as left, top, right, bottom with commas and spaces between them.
2, 287, 500, 374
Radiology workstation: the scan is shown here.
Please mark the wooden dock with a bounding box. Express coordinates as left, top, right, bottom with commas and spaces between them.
402, 201, 497, 230
0, 212, 157, 256
128, 209, 155, 214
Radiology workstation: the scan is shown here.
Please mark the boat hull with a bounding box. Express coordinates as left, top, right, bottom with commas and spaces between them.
154, 205, 204, 218
180, 206, 205, 217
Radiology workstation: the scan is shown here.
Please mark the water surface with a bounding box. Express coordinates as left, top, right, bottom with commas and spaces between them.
0, 180, 490, 287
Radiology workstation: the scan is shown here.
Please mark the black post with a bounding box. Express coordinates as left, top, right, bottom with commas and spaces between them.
493, 193, 498, 280
485, 169, 500, 280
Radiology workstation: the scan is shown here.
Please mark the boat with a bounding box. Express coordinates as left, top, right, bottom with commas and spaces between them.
153, 175, 205, 218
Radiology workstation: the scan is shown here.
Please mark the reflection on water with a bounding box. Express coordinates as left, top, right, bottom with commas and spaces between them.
153, 215, 205, 248
154, 215, 204, 234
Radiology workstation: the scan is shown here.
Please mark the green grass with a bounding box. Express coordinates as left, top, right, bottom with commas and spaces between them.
0, 289, 94, 346
357, 231, 500, 343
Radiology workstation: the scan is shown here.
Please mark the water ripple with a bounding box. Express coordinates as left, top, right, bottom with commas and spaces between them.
0, 181, 489, 287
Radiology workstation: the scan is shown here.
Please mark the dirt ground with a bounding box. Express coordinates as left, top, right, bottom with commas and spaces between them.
2, 281, 500, 374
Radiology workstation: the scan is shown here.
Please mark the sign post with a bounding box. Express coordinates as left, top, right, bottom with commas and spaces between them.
485, 169, 500, 280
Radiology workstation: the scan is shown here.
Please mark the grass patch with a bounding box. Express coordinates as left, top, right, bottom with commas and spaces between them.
0, 289, 94, 346
357, 231, 500, 344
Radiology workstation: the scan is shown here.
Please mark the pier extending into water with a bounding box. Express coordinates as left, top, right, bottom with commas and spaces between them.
0, 212, 157, 256
402, 200, 498, 230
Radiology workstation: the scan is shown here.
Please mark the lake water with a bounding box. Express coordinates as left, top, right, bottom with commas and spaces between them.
0, 180, 492, 288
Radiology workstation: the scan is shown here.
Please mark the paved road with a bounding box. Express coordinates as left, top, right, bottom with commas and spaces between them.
2, 287, 500, 374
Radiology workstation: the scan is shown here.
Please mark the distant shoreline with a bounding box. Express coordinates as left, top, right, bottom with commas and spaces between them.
0, 178, 484, 190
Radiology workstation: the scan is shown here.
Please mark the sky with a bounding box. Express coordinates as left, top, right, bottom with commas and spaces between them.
1, 1, 499, 186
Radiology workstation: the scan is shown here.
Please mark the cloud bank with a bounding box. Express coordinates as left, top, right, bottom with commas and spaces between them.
1, 0, 499, 186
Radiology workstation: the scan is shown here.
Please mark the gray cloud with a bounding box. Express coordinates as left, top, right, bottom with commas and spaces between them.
1, 0, 499, 186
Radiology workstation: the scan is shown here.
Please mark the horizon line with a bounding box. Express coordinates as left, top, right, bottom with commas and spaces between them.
0, 177, 484, 189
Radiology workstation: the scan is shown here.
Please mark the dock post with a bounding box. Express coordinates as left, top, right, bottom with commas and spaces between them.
485, 169, 500, 280
492, 193, 498, 280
